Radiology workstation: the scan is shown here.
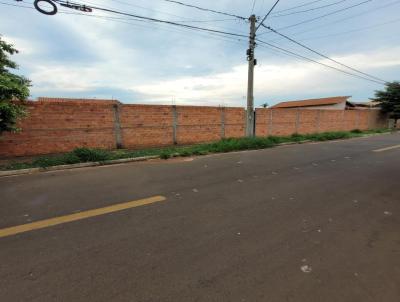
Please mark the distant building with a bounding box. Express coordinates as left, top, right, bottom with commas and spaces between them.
353, 100, 381, 109
271, 96, 356, 110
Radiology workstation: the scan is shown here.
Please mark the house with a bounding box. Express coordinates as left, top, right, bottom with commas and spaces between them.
353, 100, 381, 109
271, 96, 356, 110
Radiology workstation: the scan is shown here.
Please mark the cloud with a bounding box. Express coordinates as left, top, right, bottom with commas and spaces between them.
132, 47, 400, 105
23, 46, 400, 105
1, 0, 399, 105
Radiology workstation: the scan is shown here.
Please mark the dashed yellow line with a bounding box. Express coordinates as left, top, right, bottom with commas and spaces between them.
373, 144, 400, 153
0, 195, 166, 239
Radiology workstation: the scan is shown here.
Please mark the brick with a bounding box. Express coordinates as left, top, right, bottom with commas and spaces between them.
0, 98, 387, 158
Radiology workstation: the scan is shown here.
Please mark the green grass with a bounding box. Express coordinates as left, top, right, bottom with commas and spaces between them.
0, 128, 391, 171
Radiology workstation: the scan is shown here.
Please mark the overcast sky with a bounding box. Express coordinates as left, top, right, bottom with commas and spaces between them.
1, 0, 399, 106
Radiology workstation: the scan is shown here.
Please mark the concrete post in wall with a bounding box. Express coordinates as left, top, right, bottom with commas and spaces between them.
316, 110, 321, 133
342, 110, 346, 131
367, 110, 372, 130
112, 104, 123, 149
220, 107, 225, 139
268, 110, 273, 136
172, 105, 178, 145
295, 109, 300, 133
356, 110, 361, 129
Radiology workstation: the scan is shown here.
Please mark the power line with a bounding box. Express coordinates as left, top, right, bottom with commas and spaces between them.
256, 0, 281, 32
297, 17, 400, 41
272, 0, 326, 13
258, 0, 372, 35
267, 0, 400, 40
47, 0, 249, 38
76, 0, 248, 35
5, 0, 390, 91
89, 0, 239, 23
271, 0, 350, 18
16, 0, 238, 24
77, 0, 240, 24
251, 0, 257, 14
83, 0, 250, 38
1, 1, 248, 45
109, 0, 213, 22
262, 25, 387, 83
256, 39, 385, 85
277, 0, 372, 30
159, 0, 247, 20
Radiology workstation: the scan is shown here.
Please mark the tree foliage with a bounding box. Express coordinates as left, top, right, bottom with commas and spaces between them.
0, 36, 30, 134
373, 81, 400, 126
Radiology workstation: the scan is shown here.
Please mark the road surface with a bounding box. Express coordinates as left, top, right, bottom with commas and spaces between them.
1, 133, 399, 302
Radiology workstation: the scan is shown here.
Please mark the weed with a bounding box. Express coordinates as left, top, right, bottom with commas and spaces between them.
1, 129, 391, 169
73, 147, 111, 162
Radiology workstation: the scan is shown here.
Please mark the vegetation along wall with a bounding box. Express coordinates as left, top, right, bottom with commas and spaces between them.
0, 98, 388, 158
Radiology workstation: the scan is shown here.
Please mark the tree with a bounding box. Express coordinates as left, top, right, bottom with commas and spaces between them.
373, 81, 400, 128
261, 102, 269, 108
0, 36, 30, 134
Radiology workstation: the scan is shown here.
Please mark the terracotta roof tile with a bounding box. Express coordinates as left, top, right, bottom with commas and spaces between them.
271, 96, 351, 108
37, 97, 121, 105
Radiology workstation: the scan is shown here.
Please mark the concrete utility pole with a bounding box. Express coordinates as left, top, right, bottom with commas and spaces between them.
246, 14, 257, 137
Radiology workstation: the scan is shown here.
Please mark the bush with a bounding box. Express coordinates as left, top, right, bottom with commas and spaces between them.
2, 162, 33, 170
290, 133, 303, 141
160, 151, 171, 159
1, 129, 391, 171
72, 147, 111, 162
33, 153, 81, 168
179, 149, 193, 157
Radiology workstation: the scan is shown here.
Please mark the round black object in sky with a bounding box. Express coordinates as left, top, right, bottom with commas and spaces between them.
34, 0, 57, 15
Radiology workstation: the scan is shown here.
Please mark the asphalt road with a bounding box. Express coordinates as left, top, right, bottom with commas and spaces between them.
1, 133, 399, 302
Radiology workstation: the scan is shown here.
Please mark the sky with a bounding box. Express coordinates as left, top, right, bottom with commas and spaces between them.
1, 0, 399, 107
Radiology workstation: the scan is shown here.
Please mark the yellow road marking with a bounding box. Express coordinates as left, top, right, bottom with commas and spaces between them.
0, 195, 166, 239
373, 144, 400, 153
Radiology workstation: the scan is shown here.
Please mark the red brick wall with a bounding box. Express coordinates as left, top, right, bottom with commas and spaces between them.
120, 105, 174, 149
0, 100, 117, 157
255, 108, 387, 136
225, 108, 246, 138
0, 99, 388, 158
176, 106, 222, 144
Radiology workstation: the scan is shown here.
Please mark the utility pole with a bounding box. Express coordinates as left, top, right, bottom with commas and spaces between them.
246, 14, 257, 137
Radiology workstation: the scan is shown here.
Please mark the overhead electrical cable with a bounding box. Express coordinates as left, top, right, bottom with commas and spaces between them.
48, 0, 249, 38
159, 0, 247, 20
109, 0, 222, 22
78, 0, 246, 34
258, 0, 373, 36
5, 0, 390, 88
272, 0, 326, 13
80, 0, 239, 23
251, 0, 257, 14
271, 0, 350, 18
256, 39, 385, 85
297, 17, 400, 41
262, 25, 387, 83
2, 1, 248, 45
276, 0, 372, 30
256, 0, 281, 31
267, 0, 400, 40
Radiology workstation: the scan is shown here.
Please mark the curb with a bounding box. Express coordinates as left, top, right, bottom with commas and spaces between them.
0, 155, 159, 177
0, 131, 395, 178
277, 140, 312, 146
